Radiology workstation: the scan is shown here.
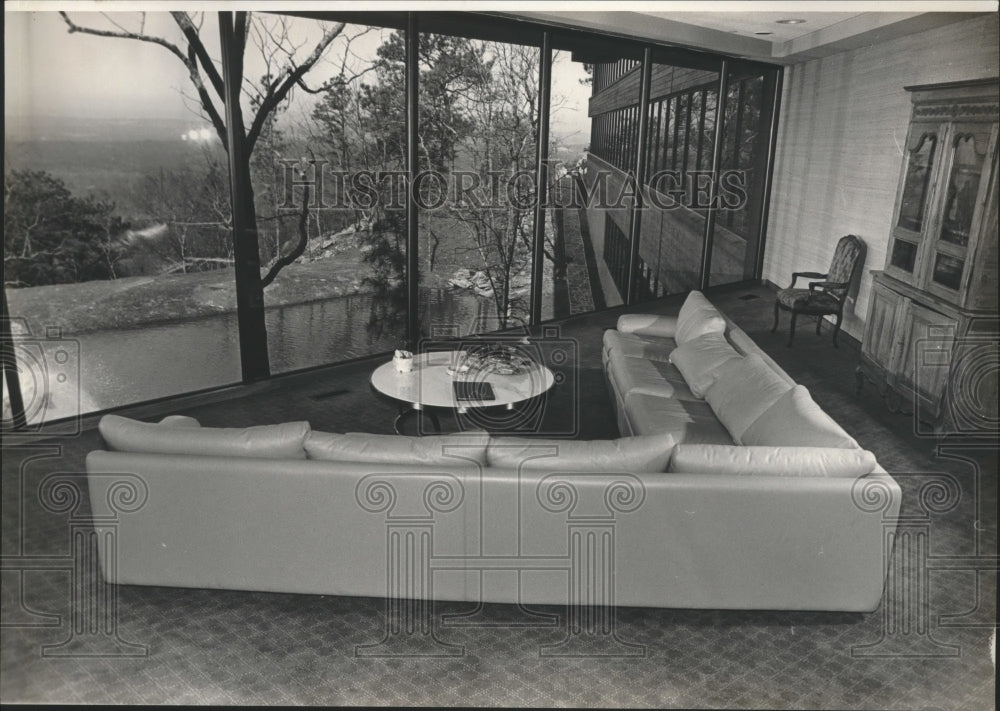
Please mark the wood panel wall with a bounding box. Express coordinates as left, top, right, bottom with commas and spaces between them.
764, 13, 999, 339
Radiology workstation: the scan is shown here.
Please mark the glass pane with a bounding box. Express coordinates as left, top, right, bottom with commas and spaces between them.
675, 94, 690, 181
419, 33, 540, 336
710, 73, 766, 288
699, 90, 718, 171
252, 22, 409, 374
939, 133, 985, 247
635, 60, 721, 301
662, 98, 676, 170
4, 11, 242, 424
932, 252, 964, 291
539, 48, 607, 320
890, 239, 918, 272
569, 42, 641, 309
897, 132, 936, 232
690, 92, 705, 176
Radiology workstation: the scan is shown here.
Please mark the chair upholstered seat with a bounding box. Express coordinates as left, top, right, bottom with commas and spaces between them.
776, 288, 840, 313
771, 234, 865, 347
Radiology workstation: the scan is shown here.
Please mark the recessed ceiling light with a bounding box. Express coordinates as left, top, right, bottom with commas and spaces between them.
776, 18, 807, 25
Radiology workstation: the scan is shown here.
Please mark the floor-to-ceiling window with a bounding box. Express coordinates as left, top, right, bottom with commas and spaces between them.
564, 37, 645, 309
247, 17, 413, 373
416, 28, 542, 338
3, 12, 242, 426
709, 67, 776, 287
637, 58, 722, 299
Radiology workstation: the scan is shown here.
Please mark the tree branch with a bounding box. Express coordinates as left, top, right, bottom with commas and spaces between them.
260, 182, 310, 288
61, 12, 228, 151
171, 12, 225, 100
246, 22, 345, 153
60, 11, 189, 64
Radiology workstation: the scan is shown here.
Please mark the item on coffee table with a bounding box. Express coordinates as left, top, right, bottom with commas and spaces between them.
462, 344, 533, 375
393, 349, 414, 373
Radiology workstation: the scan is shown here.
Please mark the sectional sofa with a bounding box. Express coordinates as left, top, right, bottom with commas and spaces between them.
85, 291, 901, 611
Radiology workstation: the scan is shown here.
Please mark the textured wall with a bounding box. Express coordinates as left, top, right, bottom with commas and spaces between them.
764, 13, 999, 339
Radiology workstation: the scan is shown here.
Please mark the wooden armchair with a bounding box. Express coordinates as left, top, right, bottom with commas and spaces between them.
771, 235, 865, 347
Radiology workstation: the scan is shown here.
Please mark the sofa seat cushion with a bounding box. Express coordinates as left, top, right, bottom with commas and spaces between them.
741, 385, 858, 449
675, 290, 727, 344
305, 430, 490, 465
668, 332, 742, 398
602, 329, 675, 364
98, 414, 311, 459
608, 353, 700, 402
486, 432, 676, 472
704, 354, 794, 443
623, 392, 734, 444
668, 444, 878, 478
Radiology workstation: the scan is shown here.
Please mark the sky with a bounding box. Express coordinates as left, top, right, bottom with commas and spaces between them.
4, 10, 593, 143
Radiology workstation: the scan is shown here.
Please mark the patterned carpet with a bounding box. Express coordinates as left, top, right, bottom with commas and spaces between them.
2, 284, 996, 708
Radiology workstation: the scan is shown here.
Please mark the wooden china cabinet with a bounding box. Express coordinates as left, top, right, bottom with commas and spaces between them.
857, 78, 999, 434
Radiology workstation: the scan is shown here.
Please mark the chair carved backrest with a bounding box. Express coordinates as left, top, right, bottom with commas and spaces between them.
826, 235, 864, 300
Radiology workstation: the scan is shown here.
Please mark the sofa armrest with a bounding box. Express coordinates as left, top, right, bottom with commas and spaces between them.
616, 314, 678, 338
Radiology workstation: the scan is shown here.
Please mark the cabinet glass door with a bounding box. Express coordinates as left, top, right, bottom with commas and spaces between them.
939, 131, 987, 247
897, 131, 937, 233
928, 125, 992, 295
889, 126, 938, 280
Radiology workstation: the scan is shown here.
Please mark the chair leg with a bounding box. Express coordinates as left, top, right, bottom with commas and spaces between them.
771, 300, 780, 333
832, 311, 843, 348
816, 316, 823, 336
787, 312, 797, 347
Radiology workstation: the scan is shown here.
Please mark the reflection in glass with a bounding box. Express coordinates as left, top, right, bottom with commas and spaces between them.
932, 252, 964, 291
889, 239, 918, 273
577, 45, 642, 309
709, 73, 766, 289
897, 133, 936, 232
939, 134, 984, 247
540, 49, 601, 320
636, 64, 721, 299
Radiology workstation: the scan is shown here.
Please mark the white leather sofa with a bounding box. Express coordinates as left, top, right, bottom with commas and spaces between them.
85, 293, 901, 611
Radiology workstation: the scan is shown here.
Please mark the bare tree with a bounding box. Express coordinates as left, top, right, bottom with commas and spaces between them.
443, 41, 542, 329
59, 11, 345, 286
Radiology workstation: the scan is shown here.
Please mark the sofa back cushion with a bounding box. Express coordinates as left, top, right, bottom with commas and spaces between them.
740, 385, 858, 449
703, 354, 792, 443
668, 444, 877, 478
157, 415, 202, 428
486, 432, 676, 472
305, 430, 490, 466
98, 414, 310, 459
615, 313, 678, 339
668, 331, 742, 398
675, 290, 727, 344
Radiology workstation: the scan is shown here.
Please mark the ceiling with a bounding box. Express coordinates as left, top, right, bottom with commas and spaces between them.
641, 11, 865, 41
495, 10, 986, 64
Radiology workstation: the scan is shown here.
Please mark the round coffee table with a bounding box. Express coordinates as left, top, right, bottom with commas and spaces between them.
370, 350, 556, 434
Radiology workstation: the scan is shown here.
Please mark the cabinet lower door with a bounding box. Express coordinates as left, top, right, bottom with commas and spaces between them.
896, 301, 956, 419
862, 280, 905, 370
